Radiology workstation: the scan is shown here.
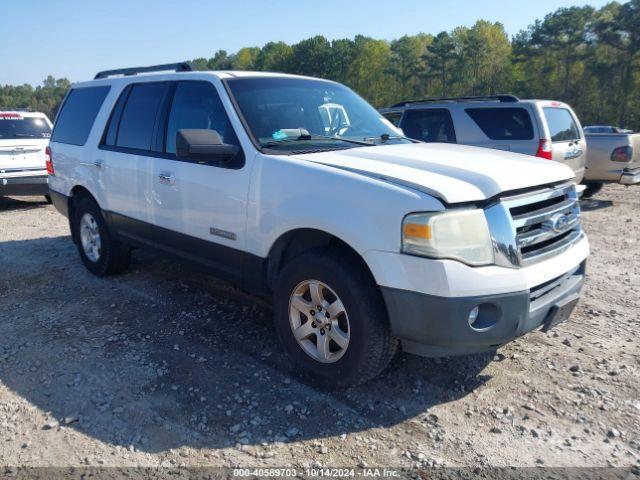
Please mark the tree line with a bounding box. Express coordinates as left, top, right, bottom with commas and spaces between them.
2, 1, 638, 130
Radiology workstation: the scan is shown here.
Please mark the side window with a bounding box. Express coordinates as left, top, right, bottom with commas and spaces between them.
401, 109, 456, 143
543, 107, 580, 142
165, 81, 239, 155
465, 107, 534, 141
116, 82, 168, 151
51, 86, 110, 146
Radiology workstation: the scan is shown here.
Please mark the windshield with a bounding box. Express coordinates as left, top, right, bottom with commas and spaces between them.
0, 115, 51, 139
225, 77, 409, 152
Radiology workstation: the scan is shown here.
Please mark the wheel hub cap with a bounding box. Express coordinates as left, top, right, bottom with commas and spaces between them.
288, 279, 350, 363
79, 213, 102, 262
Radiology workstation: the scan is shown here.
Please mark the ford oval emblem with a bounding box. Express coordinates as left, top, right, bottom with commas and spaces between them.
549, 213, 570, 233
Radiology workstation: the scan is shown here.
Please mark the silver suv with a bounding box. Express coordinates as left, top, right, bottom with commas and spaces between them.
380, 95, 586, 183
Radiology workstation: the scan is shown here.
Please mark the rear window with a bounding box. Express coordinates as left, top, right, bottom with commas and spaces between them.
401, 109, 456, 143
51, 86, 110, 146
116, 82, 169, 151
466, 107, 534, 140
0, 115, 51, 139
543, 107, 580, 142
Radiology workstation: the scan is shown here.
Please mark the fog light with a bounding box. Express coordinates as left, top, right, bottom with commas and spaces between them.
467, 304, 499, 332
468, 306, 480, 327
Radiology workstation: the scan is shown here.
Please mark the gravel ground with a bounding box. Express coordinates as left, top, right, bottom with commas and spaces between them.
0, 184, 638, 470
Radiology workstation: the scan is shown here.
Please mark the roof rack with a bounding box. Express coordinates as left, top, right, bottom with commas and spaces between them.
0, 107, 33, 112
94, 62, 193, 80
391, 94, 520, 108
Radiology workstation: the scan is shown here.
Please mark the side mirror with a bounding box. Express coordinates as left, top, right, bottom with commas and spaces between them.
176, 129, 239, 163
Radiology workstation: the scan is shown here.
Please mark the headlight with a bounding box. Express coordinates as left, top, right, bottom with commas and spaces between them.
402, 209, 494, 266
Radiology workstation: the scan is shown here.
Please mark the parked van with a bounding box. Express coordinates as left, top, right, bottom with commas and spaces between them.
0, 110, 52, 200
380, 96, 586, 183
48, 64, 589, 386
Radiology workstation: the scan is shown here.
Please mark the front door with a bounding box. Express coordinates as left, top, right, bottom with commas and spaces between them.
151, 80, 251, 283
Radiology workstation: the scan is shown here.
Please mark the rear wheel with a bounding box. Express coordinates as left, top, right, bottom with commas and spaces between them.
582, 182, 603, 198
72, 196, 130, 276
273, 249, 397, 387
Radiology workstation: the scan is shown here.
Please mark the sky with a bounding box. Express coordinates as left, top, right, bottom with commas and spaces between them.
1, 0, 612, 86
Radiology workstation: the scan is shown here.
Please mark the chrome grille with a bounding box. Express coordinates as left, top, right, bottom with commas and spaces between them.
486, 182, 584, 268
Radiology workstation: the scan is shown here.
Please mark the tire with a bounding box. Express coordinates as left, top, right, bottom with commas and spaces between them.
273, 248, 397, 387
72, 196, 130, 276
582, 182, 603, 198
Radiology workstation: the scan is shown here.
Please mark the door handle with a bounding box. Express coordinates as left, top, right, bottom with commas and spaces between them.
158, 171, 175, 186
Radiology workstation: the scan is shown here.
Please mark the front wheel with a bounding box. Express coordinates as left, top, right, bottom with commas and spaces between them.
72, 196, 130, 276
273, 249, 397, 387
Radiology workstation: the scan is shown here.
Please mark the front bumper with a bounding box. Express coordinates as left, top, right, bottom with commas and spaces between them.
0, 173, 49, 196
382, 261, 585, 357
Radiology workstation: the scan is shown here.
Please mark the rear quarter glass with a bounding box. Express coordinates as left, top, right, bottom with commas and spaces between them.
51, 86, 110, 146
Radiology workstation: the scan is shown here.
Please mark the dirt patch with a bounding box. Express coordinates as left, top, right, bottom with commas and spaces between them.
0, 186, 638, 469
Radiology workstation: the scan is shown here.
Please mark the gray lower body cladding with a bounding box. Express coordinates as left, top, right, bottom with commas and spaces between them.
0, 175, 49, 196
382, 261, 585, 357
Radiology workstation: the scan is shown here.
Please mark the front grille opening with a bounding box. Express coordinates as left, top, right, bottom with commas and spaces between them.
517, 223, 543, 235
510, 194, 567, 217
521, 229, 573, 255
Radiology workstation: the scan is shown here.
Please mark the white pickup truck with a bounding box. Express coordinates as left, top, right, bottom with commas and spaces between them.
0, 110, 52, 200
47, 64, 589, 386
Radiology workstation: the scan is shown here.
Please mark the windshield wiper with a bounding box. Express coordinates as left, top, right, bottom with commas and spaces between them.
14, 133, 37, 138
261, 134, 374, 148
363, 133, 418, 144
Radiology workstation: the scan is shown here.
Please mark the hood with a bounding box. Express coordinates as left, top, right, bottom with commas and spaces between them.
293, 143, 574, 203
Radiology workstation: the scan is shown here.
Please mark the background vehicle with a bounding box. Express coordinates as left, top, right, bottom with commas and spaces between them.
584, 125, 633, 134
0, 110, 52, 201
47, 64, 588, 387
582, 131, 640, 197
380, 95, 586, 183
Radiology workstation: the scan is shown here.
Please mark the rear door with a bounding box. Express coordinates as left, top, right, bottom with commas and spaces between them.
539, 103, 586, 182
462, 105, 539, 155
99, 81, 171, 240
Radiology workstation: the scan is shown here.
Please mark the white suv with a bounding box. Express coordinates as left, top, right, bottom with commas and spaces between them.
48, 64, 589, 386
0, 110, 52, 200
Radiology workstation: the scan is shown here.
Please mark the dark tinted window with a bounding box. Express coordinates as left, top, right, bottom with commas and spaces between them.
401, 109, 456, 143
383, 112, 402, 127
166, 81, 239, 155
543, 107, 580, 142
466, 107, 533, 140
117, 82, 168, 150
0, 115, 51, 139
102, 86, 131, 146
51, 86, 110, 145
